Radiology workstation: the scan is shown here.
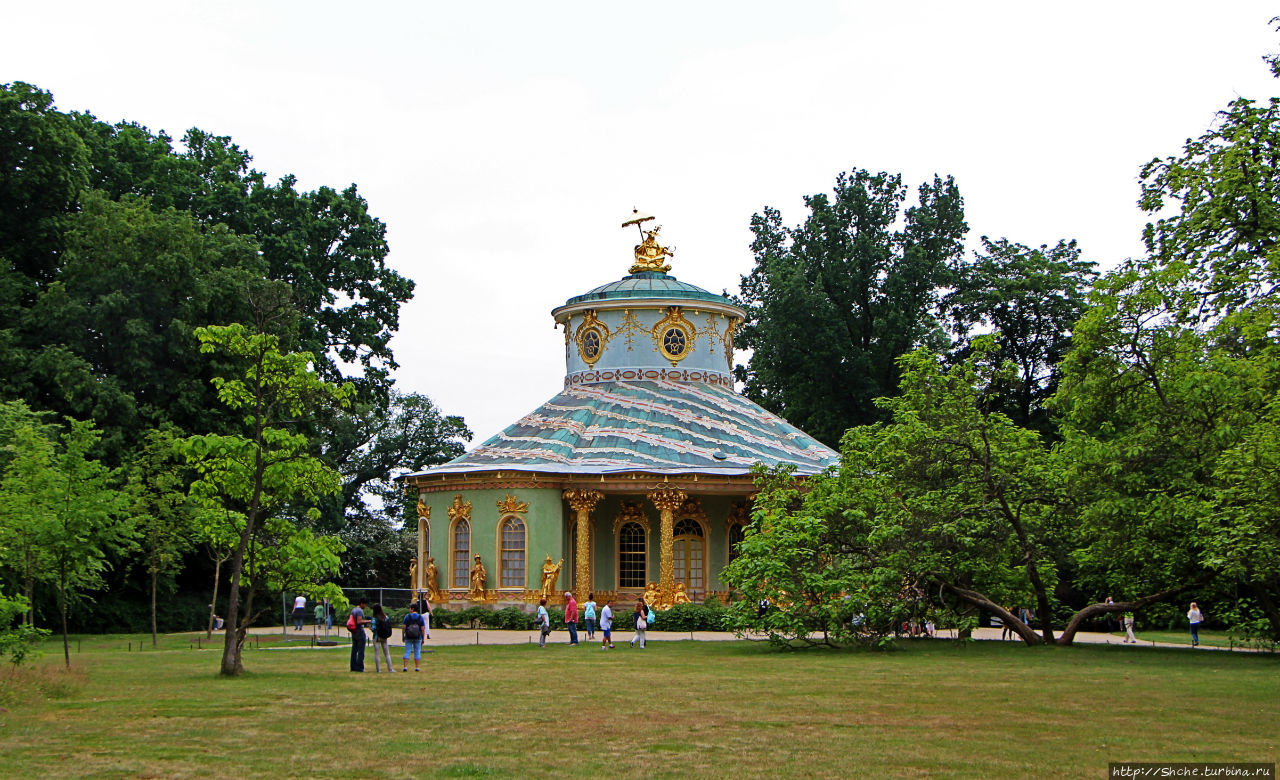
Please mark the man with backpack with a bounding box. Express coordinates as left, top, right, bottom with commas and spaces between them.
403, 603, 427, 672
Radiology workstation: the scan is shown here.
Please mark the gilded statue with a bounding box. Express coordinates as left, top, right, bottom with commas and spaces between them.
540, 556, 564, 598
409, 557, 418, 591
424, 556, 441, 603
469, 554, 488, 599
672, 583, 692, 605
631, 226, 674, 274
644, 581, 661, 608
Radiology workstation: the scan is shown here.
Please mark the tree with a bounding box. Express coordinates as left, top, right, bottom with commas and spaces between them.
942, 237, 1096, 434
178, 307, 353, 676
1, 414, 133, 666
314, 391, 470, 586
128, 428, 196, 646
735, 168, 967, 446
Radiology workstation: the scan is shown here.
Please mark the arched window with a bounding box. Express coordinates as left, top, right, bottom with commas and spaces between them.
618, 522, 647, 589
673, 517, 705, 592
727, 522, 745, 564
500, 516, 526, 588
452, 519, 470, 589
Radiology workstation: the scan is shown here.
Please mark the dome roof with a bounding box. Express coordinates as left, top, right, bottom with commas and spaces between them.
563, 271, 731, 307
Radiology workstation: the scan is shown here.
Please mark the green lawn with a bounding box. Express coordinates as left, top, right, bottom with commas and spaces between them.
1, 633, 1277, 778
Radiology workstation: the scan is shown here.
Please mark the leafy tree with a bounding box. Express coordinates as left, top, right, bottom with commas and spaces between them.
178, 307, 353, 676
315, 391, 470, 586
1, 415, 133, 666
735, 168, 967, 446
128, 428, 196, 646
942, 237, 1096, 433
194, 505, 242, 639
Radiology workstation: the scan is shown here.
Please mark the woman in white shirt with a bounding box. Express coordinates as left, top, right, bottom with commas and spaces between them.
1187, 602, 1204, 647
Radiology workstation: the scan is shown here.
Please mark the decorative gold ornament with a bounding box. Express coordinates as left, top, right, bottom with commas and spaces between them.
727, 500, 751, 528
424, 557, 442, 603
574, 310, 611, 366
618, 310, 643, 351
416, 496, 431, 519
622, 208, 674, 274
648, 485, 687, 605
612, 500, 650, 536
468, 554, 488, 600
723, 317, 741, 366
539, 555, 564, 598
447, 494, 472, 523
651, 306, 696, 366
496, 493, 529, 515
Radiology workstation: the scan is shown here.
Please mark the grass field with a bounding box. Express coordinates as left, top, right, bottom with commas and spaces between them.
0, 632, 1276, 779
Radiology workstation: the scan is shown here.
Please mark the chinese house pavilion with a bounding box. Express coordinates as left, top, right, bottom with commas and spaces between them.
403, 211, 837, 609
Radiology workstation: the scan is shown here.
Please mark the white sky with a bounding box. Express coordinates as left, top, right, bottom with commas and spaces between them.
4, 2, 1277, 446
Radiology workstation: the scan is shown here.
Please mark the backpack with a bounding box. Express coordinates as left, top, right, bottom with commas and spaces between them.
346, 613, 357, 632
375, 616, 392, 639
405, 616, 422, 641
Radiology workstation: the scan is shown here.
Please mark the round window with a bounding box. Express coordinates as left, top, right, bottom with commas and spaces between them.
662, 327, 687, 357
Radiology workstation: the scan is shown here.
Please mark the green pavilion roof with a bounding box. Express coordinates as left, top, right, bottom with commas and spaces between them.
562, 272, 731, 307
410, 379, 837, 478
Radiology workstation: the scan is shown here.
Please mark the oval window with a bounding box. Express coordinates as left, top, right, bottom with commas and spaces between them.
583, 329, 601, 361
662, 327, 687, 357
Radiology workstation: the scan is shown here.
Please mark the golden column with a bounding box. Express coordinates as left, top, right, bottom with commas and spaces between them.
647, 485, 687, 604
563, 489, 602, 597
415, 497, 430, 592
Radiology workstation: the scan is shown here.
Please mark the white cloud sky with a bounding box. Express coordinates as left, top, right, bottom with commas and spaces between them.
4, 1, 1277, 445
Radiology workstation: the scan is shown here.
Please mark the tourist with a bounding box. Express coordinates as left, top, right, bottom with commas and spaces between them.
348, 599, 369, 672
313, 602, 326, 631
370, 604, 395, 673
292, 593, 306, 631
600, 600, 614, 649
583, 593, 598, 640
1001, 607, 1013, 640
421, 596, 432, 640
536, 598, 551, 648
326, 601, 335, 629
212, 614, 224, 630
1188, 602, 1204, 647
1123, 612, 1137, 644
564, 591, 579, 646
403, 602, 427, 671
1104, 596, 1117, 634
629, 597, 647, 649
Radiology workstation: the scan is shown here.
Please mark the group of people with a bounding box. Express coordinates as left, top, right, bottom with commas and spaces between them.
289, 594, 337, 631
347, 597, 433, 673
534, 591, 656, 650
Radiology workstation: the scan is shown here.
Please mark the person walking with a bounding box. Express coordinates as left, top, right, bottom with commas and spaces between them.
564, 591, 579, 646
370, 604, 395, 673
536, 598, 551, 648
629, 597, 647, 649
403, 603, 427, 671
292, 593, 307, 631
1188, 602, 1204, 647
583, 593, 598, 640
600, 600, 614, 649
1123, 612, 1137, 644
313, 602, 326, 632
348, 599, 369, 672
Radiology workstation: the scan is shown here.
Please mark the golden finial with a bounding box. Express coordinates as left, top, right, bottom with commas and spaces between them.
622, 208, 674, 274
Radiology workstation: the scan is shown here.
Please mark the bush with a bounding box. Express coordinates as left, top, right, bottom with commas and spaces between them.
651, 602, 728, 632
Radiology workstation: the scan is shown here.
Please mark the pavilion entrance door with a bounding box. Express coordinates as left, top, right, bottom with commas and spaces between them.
672, 517, 705, 598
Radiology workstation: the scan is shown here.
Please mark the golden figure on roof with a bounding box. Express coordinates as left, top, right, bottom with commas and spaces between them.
623, 208, 675, 274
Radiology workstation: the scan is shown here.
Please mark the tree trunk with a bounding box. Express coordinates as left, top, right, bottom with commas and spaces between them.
1055, 580, 1203, 645
150, 568, 158, 647
207, 555, 223, 640
220, 530, 251, 676
59, 566, 70, 669
938, 580, 1043, 644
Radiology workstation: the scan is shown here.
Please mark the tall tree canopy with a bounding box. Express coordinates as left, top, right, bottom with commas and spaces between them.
734, 168, 967, 447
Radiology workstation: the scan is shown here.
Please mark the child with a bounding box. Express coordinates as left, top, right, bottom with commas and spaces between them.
600, 600, 614, 649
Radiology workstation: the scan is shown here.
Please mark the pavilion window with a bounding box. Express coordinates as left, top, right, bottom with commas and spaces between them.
727, 522, 745, 564
618, 522, 646, 589
500, 516, 526, 588
673, 517, 705, 592
452, 519, 470, 589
